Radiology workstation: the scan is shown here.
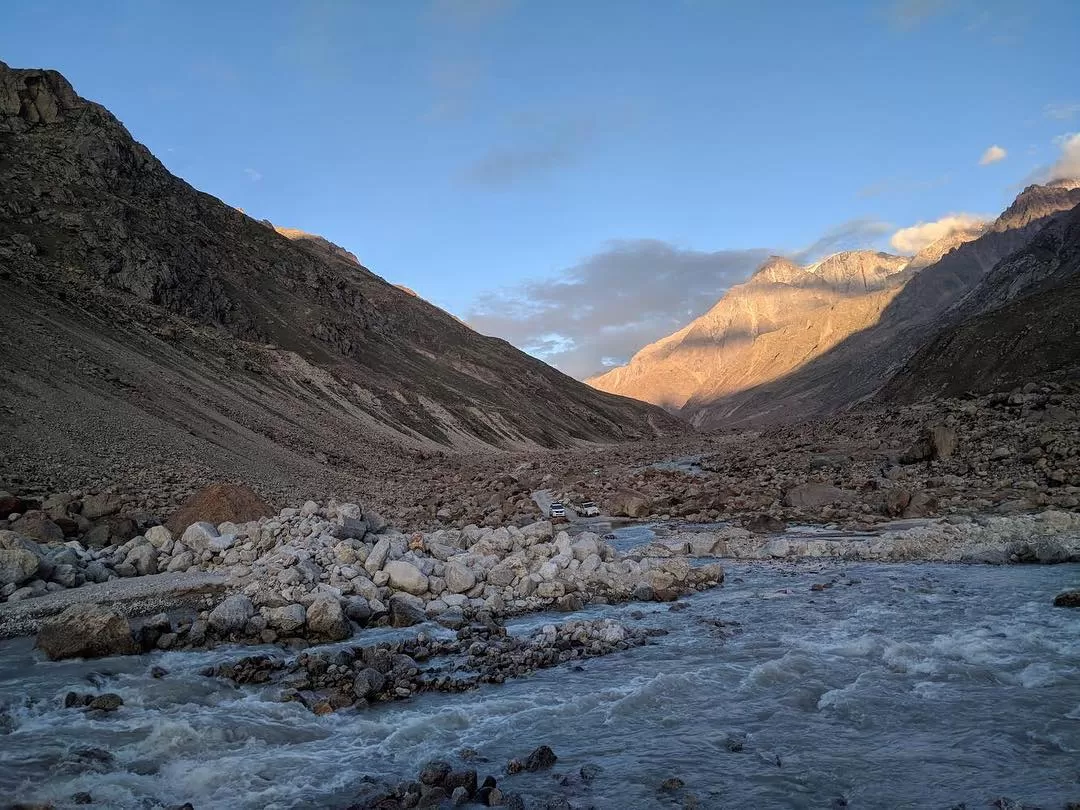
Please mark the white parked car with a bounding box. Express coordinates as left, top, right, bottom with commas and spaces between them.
549, 502, 567, 518
579, 501, 600, 517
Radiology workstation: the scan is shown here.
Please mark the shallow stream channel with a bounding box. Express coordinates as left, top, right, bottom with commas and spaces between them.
1, 525, 1078, 809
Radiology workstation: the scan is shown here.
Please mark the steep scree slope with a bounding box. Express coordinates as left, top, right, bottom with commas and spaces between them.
0, 62, 684, 504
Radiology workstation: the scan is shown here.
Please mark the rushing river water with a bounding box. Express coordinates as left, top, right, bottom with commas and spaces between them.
1, 554, 1078, 809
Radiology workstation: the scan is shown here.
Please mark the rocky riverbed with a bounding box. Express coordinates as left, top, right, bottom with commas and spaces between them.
1, 560, 1077, 808
4, 384, 1080, 538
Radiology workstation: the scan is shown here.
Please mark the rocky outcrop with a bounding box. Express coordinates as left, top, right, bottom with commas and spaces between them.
0, 60, 685, 514
879, 198, 1080, 402
588, 251, 911, 411
35, 603, 138, 660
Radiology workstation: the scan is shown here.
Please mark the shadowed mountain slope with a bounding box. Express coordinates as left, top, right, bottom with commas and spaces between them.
878, 197, 1080, 401
0, 61, 684, 501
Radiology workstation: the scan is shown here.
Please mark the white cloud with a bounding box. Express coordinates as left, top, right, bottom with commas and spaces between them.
1048, 133, 1080, 181
889, 214, 987, 254
978, 144, 1007, 165
1045, 102, 1080, 121
244, 168, 263, 182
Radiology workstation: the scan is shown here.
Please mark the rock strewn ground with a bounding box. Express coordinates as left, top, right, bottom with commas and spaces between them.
9, 498, 723, 658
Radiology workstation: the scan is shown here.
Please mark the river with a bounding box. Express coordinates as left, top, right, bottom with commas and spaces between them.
1, 552, 1077, 808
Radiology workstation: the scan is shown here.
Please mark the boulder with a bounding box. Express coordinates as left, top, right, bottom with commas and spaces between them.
902, 491, 937, 518
145, 525, 173, 549
9, 511, 64, 544
166, 551, 194, 572
84, 516, 138, 548
524, 746, 557, 771
207, 595, 255, 635
36, 604, 138, 660
0, 531, 41, 586
353, 667, 386, 699
444, 562, 476, 594
608, 489, 651, 518
306, 595, 350, 640
81, 492, 124, 520
384, 560, 429, 595
180, 521, 219, 553
1052, 590, 1080, 608
165, 484, 273, 535
264, 603, 307, 633
570, 535, 599, 562
388, 593, 427, 628
124, 544, 158, 576
364, 537, 391, 575
928, 425, 957, 460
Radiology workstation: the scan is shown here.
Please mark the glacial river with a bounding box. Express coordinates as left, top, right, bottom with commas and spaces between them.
1, 553, 1077, 808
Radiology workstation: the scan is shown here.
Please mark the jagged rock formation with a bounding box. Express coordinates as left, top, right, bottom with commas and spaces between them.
879, 197, 1080, 401
682, 182, 1080, 426
0, 62, 683, 505
587, 251, 911, 410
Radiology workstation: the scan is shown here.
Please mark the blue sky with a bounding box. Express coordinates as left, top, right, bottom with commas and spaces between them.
3, 0, 1079, 377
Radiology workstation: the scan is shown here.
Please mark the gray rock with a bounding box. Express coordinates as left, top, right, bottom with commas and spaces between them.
166, 551, 194, 572
208, 534, 236, 553
306, 595, 350, 640
207, 595, 255, 635
264, 603, 307, 633
364, 537, 391, 575
145, 525, 173, 549
388, 592, 426, 628
0, 540, 40, 587
180, 521, 220, 552
353, 667, 386, 699
50, 563, 79, 587
124, 545, 158, 576
36, 604, 137, 660
444, 562, 476, 594
384, 560, 429, 595
344, 596, 372, 624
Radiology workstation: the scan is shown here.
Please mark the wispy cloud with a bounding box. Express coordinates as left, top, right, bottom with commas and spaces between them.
886, 0, 954, 30
460, 119, 597, 189
889, 213, 987, 253
244, 168, 263, 182
857, 173, 952, 199
460, 104, 636, 189
979, 144, 1007, 165
792, 218, 893, 263
1045, 102, 1080, 121
427, 0, 514, 27
467, 241, 771, 378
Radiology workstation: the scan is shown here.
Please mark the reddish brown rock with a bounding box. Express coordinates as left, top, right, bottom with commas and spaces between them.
166, 484, 274, 534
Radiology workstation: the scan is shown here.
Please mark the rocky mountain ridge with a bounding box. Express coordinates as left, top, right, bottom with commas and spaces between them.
0, 61, 684, 511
